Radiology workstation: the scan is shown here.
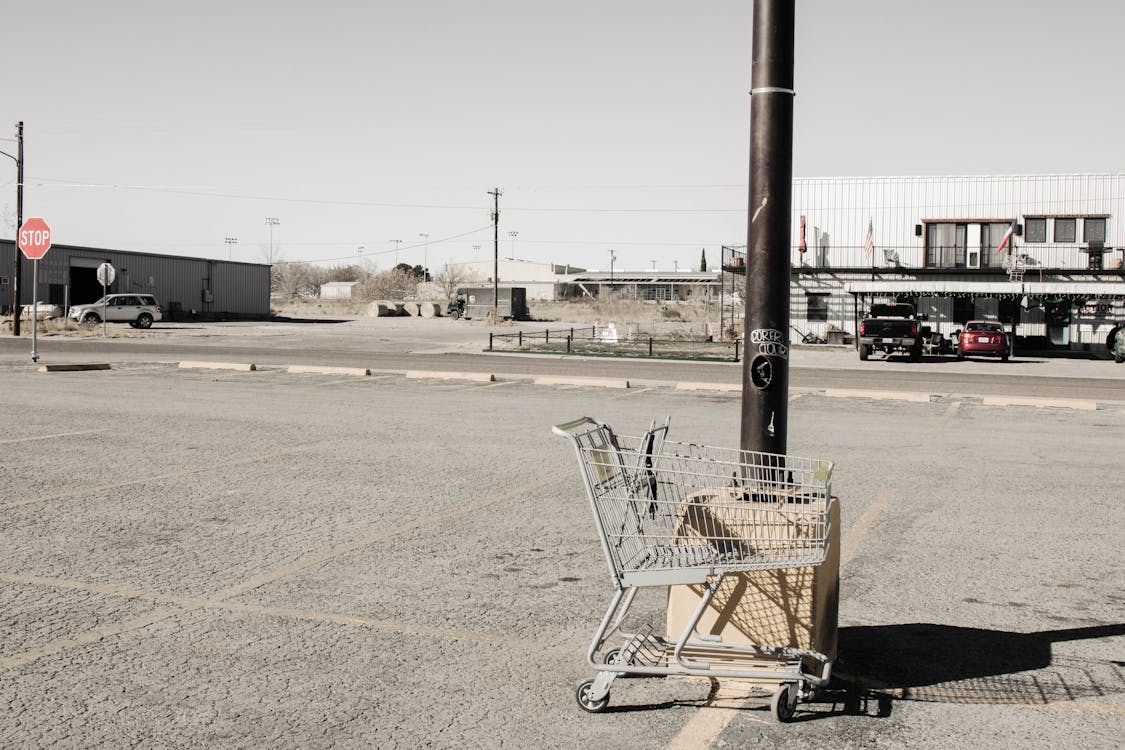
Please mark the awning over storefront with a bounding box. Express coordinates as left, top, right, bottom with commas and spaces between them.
844, 280, 1125, 299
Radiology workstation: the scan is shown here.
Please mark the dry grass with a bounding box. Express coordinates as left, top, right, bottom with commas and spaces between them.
529, 299, 724, 340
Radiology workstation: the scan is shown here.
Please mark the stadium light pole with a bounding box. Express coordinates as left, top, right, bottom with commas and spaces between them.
418, 232, 429, 280
225, 236, 238, 261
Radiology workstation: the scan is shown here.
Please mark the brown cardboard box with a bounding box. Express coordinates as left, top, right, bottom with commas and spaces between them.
666, 498, 839, 662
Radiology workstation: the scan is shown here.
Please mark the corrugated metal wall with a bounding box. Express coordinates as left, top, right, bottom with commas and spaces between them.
0, 242, 270, 318
792, 174, 1125, 265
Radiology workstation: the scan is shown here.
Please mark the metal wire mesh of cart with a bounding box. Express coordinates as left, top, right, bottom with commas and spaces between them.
559, 420, 834, 582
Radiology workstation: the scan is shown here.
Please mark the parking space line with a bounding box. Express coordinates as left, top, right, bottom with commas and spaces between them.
0, 445, 319, 511
0, 428, 109, 445
0, 470, 569, 672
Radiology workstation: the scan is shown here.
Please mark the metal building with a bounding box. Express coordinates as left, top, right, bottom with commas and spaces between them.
0, 241, 271, 320
725, 174, 1125, 352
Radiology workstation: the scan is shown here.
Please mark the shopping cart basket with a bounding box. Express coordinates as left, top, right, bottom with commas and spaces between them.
553, 417, 836, 721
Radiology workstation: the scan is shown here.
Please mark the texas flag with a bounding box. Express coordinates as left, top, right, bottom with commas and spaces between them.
994, 218, 1017, 255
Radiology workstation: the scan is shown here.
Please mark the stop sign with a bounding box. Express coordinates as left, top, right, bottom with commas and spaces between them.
18, 217, 52, 260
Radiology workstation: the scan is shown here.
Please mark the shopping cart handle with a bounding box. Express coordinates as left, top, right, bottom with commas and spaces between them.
551, 417, 600, 437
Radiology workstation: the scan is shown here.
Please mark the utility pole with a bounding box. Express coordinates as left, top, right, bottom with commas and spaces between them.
740, 0, 795, 456
265, 217, 279, 261
489, 188, 502, 319
3, 122, 25, 337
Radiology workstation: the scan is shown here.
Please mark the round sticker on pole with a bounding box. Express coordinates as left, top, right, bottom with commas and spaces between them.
96, 263, 116, 287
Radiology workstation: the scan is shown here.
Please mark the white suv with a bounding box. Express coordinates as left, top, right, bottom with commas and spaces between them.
69, 294, 163, 329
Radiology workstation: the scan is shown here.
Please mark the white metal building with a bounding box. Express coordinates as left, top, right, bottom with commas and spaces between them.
732, 174, 1125, 351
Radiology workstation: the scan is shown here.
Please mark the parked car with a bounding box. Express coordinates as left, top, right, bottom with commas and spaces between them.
69, 294, 162, 328
957, 320, 1009, 361
20, 302, 62, 320
1113, 326, 1125, 364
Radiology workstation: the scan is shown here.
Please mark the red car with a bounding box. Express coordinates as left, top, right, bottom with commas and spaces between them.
957, 320, 1010, 361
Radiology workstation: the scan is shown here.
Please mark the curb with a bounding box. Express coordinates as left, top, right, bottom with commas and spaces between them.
288, 365, 371, 377
179, 361, 257, 372
675, 381, 741, 392
824, 388, 932, 403
406, 370, 495, 382
532, 376, 630, 389
981, 395, 1098, 411
38, 363, 111, 373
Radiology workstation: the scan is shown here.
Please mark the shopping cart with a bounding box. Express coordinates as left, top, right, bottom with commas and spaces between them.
553, 417, 836, 722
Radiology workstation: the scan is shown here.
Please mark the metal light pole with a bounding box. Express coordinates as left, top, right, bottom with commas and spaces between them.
740, 0, 796, 456
390, 239, 401, 266
508, 230, 518, 258
418, 232, 429, 280
225, 236, 238, 261
1, 122, 23, 336
265, 217, 279, 261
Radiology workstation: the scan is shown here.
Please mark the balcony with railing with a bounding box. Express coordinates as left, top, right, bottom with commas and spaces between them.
786, 243, 1124, 274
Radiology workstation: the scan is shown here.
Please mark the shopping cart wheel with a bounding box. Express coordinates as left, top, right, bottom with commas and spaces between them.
603, 649, 625, 666
770, 683, 798, 723
575, 679, 609, 713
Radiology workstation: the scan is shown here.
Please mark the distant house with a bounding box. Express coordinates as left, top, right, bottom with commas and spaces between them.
319, 281, 359, 300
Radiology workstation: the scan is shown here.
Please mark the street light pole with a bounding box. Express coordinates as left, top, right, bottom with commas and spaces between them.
418, 232, 429, 280
1, 122, 24, 336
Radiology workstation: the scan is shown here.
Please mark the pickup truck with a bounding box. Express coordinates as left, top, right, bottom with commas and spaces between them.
858, 303, 923, 361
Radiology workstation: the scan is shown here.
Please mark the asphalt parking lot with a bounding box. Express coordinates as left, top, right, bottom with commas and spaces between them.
1, 358, 1122, 749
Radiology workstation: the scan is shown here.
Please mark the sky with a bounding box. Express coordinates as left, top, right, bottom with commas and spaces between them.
2, 0, 1123, 274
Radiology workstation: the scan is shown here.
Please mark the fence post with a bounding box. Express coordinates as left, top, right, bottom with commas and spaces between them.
734, 340, 740, 361
489, 332, 493, 351
518, 330, 523, 347
545, 328, 550, 344
648, 337, 653, 357
566, 336, 572, 354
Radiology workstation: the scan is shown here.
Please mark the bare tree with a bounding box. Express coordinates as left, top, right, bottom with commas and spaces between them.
433, 264, 479, 301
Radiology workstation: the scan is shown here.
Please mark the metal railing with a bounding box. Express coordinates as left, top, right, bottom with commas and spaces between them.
488, 327, 741, 362
787, 244, 1123, 272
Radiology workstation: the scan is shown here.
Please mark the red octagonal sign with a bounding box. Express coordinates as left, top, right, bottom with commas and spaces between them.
18, 217, 52, 260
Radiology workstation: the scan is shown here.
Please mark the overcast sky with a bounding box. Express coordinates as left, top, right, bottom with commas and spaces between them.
2, 1, 1122, 272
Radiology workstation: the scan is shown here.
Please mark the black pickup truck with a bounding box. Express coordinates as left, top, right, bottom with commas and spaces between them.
858, 303, 923, 361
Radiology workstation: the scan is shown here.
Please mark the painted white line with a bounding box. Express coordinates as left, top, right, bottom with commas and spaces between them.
982, 396, 1097, 411
824, 388, 930, 403
178, 361, 257, 372
0, 428, 109, 446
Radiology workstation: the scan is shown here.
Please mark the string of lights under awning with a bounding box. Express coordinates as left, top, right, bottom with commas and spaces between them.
844, 280, 1125, 299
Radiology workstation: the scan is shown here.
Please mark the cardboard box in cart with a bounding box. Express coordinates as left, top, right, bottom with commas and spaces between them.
666, 499, 840, 670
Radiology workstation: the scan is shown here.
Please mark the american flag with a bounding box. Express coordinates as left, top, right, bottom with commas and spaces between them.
863, 217, 874, 256
994, 218, 1017, 255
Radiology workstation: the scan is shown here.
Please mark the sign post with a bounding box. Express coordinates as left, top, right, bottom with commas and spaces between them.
18, 217, 52, 363
96, 263, 115, 338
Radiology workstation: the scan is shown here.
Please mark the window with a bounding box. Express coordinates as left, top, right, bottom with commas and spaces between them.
1084, 217, 1106, 243
1054, 218, 1076, 243
1025, 218, 1047, 243
806, 293, 829, 322
953, 297, 975, 325
925, 223, 967, 268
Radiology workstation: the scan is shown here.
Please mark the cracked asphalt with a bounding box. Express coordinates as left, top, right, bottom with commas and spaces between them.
0, 352, 1122, 748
